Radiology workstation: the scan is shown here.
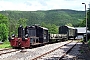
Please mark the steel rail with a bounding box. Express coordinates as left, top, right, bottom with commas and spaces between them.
59, 41, 79, 60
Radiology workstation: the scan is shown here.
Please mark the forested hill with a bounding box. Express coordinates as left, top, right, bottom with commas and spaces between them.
0, 9, 85, 26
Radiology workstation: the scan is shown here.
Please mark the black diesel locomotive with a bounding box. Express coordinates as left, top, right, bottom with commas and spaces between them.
9, 25, 77, 48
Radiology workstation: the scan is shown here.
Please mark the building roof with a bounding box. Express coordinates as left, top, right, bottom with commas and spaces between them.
75, 27, 87, 34
65, 25, 75, 29
41, 27, 48, 30
75, 27, 86, 33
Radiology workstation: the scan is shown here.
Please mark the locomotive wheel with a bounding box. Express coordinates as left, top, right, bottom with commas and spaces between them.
29, 45, 32, 49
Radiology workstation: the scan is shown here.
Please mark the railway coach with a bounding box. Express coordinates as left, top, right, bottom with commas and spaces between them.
59, 25, 77, 40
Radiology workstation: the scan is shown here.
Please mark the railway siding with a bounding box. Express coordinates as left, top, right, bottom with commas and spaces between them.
0, 40, 72, 60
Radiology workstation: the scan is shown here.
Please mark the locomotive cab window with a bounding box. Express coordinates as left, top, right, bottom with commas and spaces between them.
29, 29, 36, 37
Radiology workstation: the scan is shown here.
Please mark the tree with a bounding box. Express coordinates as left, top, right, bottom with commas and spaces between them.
79, 8, 90, 30
41, 22, 46, 27
41, 22, 58, 34
10, 18, 28, 36
17, 18, 27, 27
78, 19, 86, 27
0, 10, 85, 26
0, 23, 9, 42
0, 14, 9, 42
65, 23, 73, 27
9, 19, 18, 35
0, 14, 9, 27
87, 8, 90, 30
49, 24, 58, 34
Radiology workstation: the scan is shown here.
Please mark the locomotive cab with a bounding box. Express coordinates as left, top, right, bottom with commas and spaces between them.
25, 26, 40, 45
25, 25, 49, 46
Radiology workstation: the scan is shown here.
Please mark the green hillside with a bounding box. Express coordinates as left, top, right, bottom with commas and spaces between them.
0, 9, 85, 26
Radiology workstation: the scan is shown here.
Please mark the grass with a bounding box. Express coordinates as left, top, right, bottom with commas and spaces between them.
0, 40, 11, 48
87, 39, 90, 50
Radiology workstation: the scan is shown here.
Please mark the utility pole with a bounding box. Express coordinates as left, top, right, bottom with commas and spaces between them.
82, 3, 87, 42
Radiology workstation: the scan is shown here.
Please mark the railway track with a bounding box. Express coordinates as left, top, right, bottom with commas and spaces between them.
0, 40, 79, 60
32, 40, 78, 60
0, 48, 19, 56
59, 41, 78, 60
0, 48, 21, 59
0, 48, 11, 51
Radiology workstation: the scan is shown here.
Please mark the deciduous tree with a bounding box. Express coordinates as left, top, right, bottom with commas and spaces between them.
87, 8, 90, 30
0, 14, 9, 42
0, 23, 9, 42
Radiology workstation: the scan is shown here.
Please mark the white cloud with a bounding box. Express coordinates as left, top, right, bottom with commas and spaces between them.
0, 0, 90, 11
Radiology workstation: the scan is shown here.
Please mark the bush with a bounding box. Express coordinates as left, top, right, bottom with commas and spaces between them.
88, 39, 90, 46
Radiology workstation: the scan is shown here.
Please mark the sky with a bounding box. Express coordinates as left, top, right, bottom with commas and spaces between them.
0, 0, 90, 11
